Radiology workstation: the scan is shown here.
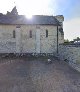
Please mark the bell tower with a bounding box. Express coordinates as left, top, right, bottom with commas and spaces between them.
11, 6, 18, 15
55, 15, 64, 27
6, 6, 18, 16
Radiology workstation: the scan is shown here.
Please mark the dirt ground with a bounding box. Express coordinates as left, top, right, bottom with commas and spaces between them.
0, 56, 80, 92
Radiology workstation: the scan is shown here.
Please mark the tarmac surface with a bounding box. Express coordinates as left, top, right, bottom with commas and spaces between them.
0, 57, 80, 92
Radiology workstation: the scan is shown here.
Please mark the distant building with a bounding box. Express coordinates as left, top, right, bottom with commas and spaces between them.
0, 6, 64, 54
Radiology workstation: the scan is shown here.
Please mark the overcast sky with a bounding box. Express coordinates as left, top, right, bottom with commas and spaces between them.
0, 0, 80, 40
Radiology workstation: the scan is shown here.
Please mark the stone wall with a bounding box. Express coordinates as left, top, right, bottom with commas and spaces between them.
0, 41, 16, 53
0, 24, 63, 54
59, 44, 80, 64
59, 44, 80, 72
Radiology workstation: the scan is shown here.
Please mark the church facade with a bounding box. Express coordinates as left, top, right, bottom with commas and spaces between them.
0, 7, 64, 54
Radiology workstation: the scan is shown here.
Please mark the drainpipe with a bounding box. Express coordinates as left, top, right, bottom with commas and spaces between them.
57, 25, 58, 54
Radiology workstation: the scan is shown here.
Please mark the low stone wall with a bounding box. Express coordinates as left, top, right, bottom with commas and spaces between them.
59, 44, 80, 72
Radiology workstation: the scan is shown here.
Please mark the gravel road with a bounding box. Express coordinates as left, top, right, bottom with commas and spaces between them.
0, 57, 80, 92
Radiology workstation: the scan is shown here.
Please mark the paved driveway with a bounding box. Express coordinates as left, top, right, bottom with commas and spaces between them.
0, 57, 80, 92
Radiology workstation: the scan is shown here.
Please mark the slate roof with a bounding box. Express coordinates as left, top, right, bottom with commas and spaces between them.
0, 15, 60, 25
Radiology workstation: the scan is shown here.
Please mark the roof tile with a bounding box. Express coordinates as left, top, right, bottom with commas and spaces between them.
0, 15, 60, 25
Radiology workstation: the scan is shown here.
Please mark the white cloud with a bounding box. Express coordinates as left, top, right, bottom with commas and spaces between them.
64, 18, 80, 41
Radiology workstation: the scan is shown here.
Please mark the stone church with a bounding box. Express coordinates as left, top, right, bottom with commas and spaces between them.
0, 6, 64, 54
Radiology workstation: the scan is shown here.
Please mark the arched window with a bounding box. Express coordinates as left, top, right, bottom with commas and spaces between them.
13, 30, 15, 38
30, 30, 32, 38
46, 29, 48, 37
